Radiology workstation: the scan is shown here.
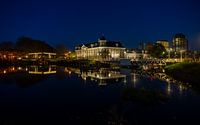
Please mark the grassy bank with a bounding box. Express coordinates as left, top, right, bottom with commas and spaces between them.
165, 62, 200, 88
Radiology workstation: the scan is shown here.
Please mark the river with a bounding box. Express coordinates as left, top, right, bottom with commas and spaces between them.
0, 65, 199, 125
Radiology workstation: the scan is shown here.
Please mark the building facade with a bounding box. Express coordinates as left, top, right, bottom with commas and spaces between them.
75, 36, 125, 61
124, 49, 149, 60
172, 33, 188, 52
156, 40, 170, 51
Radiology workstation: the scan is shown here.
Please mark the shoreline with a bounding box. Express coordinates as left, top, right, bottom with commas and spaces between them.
165, 62, 200, 89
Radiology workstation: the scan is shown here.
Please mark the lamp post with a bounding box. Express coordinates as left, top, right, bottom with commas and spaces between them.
168, 48, 172, 59
167, 48, 173, 62
180, 50, 185, 62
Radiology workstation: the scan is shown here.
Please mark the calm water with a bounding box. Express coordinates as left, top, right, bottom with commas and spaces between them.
0, 65, 200, 125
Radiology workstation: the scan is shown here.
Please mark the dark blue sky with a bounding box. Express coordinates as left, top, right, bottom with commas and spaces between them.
0, 0, 200, 50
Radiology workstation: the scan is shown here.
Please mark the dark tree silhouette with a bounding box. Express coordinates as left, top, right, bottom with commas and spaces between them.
55, 44, 69, 56
15, 37, 55, 53
149, 43, 167, 58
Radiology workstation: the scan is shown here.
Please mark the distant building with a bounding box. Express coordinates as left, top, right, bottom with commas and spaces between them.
75, 36, 125, 61
124, 49, 149, 60
138, 42, 146, 50
124, 49, 137, 59
27, 52, 57, 59
156, 40, 170, 51
125, 51, 137, 59
146, 42, 154, 51
172, 33, 188, 52
0, 51, 18, 61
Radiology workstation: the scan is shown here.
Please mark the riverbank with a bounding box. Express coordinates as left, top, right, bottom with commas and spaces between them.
0, 59, 121, 70
165, 62, 200, 89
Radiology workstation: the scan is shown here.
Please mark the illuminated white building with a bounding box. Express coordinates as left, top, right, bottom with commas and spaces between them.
75, 36, 125, 61
124, 50, 137, 59
124, 49, 150, 60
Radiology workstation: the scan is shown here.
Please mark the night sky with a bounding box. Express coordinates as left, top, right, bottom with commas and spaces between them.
0, 0, 200, 50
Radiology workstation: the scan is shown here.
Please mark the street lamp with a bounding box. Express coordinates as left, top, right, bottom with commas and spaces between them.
168, 48, 172, 59
180, 50, 185, 62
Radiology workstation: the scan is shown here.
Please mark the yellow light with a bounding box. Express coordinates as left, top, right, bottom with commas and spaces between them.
3, 70, 6, 74
83, 77, 86, 81
167, 82, 171, 95
179, 84, 183, 91
133, 73, 137, 83
18, 67, 22, 70
124, 78, 127, 83
162, 69, 165, 72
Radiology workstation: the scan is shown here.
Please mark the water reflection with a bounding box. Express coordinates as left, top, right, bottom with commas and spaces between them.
0, 65, 57, 87
0, 65, 199, 124
70, 68, 127, 86
0, 65, 57, 75
0, 65, 192, 94
29, 65, 57, 74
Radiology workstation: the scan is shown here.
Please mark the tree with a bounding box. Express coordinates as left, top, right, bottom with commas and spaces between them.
55, 44, 68, 56
15, 37, 55, 53
149, 43, 167, 58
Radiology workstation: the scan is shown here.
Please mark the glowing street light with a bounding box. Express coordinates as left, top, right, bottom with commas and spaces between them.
180, 50, 185, 62
168, 48, 173, 59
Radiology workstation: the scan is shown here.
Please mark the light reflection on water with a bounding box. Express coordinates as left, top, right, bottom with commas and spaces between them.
0, 65, 192, 96
0, 65, 199, 124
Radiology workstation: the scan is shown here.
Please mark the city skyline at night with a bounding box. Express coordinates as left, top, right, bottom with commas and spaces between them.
1, 1, 200, 124
0, 0, 200, 50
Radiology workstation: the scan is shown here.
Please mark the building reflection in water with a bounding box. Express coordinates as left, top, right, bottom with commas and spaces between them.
129, 65, 190, 96
167, 82, 171, 95
0, 65, 190, 94
130, 73, 138, 88
0, 65, 57, 87
0, 65, 57, 75
28, 65, 57, 75
64, 67, 72, 75
0, 66, 21, 74
179, 84, 183, 95
70, 68, 126, 86
153, 72, 188, 95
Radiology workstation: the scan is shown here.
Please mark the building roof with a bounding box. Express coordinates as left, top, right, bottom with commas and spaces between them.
174, 33, 186, 38
99, 36, 106, 40
75, 38, 124, 50
157, 40, 169, 42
